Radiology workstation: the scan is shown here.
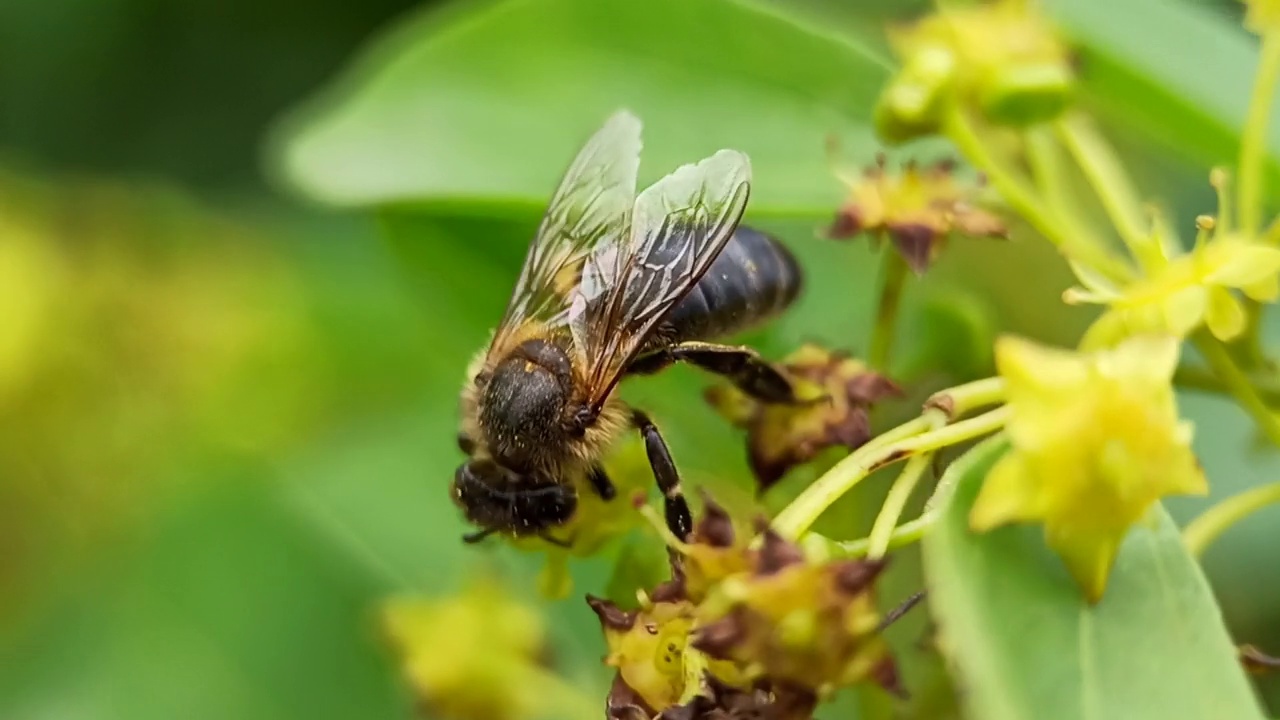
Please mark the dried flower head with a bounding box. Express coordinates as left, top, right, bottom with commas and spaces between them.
825, 154, 1007, 274
706, 344, 901, 492
658, 674, 816, 720
970, 334, 1209, 602
596, 498, 908, 719
693, 531, 900, 699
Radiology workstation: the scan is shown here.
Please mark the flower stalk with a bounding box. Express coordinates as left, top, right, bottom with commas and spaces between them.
1055, 113, 1164, 270
869, 249, 909, 371
1191, 329, 1280, 447
942, 107, 1134, 282
770, 377, 1009, 539
866, 451, 934, 559
1184, 481, 1280, 558
1241, 31, 1280, 237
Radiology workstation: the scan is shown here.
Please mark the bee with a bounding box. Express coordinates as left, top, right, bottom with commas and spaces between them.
453, 110, 804, 544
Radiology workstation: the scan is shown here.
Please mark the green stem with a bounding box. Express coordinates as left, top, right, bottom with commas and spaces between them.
772, 406, 1010, 538
943, 108, 1133, 283
869, 249, 909, 371
835, 513, 935, 558
929, 375, 1008, 414
1183, 481, 1280, 558
1192, 329, 1280, 447
1174, 362, 1280, 405
866, 452, 933, 559
1240, 30, 1280, 236
1055, 113, 1162, 269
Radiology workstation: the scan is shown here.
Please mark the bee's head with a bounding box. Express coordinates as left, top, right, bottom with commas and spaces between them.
451, 458, 577, 536
478, 338, 576, 468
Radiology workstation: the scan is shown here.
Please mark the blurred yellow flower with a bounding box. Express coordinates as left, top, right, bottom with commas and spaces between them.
971, 335, 1208, 603
383, 577, 579, 720
876, 0, 1074, 141
1067, 235, 1280, 349
1243, 0, 1280, 33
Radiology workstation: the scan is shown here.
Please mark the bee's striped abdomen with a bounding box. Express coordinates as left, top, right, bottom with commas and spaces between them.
660, 225, 802, 344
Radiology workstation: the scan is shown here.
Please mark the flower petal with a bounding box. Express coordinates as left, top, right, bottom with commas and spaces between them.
969, 453, 1044, 531
1243, 273, 1280, 302
1202, 241, 1280, 288
1205, 287, 1246, 341
1159, 286, 1209, 338
1068, 259, 1122, 298
1044, 520, 1124, 604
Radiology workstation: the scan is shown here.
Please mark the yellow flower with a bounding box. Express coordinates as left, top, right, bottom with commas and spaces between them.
382, 577, 563, 720
1068, 235, 1280, 350
876, 0, 1074, 141
1243, 0, 1280, 33
970, 334, 1209, 603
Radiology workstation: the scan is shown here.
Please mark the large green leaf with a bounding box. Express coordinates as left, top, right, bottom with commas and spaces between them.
922, 435, 1267, 720
272, 0, 1278, 217
268, 0, 934, 216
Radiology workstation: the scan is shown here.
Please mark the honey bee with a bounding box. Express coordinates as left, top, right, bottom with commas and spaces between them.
453, 110, 804, 544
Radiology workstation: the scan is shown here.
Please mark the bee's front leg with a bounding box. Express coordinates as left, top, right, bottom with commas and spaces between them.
586, 463, 617, 500
632, 410, 693, 541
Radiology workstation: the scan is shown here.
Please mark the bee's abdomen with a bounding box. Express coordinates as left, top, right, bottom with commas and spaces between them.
661, 226, 802, 343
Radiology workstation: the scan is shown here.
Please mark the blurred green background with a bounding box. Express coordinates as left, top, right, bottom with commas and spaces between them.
1, 0, 1278, 718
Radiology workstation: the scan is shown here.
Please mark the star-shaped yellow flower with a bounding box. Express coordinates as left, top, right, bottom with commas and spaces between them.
1067, 234, 1280, 350
970, 334, 1209, 603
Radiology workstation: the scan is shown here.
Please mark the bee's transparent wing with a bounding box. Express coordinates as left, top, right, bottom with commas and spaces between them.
573, 148, 752, 405
489, 111, 643, 354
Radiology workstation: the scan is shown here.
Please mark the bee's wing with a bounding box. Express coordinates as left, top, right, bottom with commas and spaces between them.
489, 110, 643, 352
572, 148, 752, 405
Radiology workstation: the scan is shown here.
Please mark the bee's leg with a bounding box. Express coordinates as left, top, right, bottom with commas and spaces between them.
632, 410, 693, 541
587, 463, 617, 501
462, 528, 497, 544
537, 532, 573, 549
632, 342, 800, 404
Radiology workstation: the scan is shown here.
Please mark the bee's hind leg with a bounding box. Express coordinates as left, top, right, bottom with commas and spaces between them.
632, 410, 693, 541
630, 342, 799, 405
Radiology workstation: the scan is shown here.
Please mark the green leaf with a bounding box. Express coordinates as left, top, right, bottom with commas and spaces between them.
1049, 0, 1280, 187
269, 0, 950, 216
922, 435, 1266, 720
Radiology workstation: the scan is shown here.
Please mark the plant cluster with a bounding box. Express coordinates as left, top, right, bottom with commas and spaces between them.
379, 0, 1280, 718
